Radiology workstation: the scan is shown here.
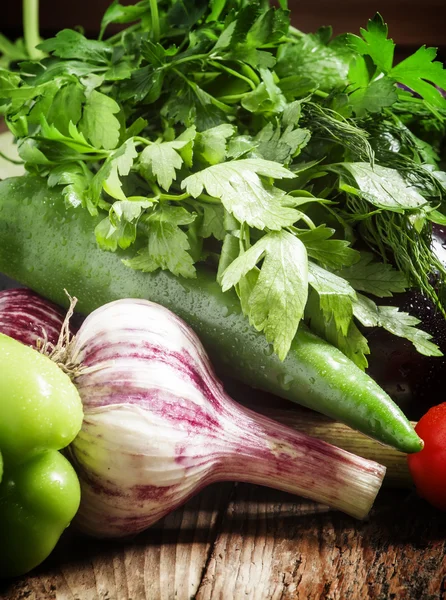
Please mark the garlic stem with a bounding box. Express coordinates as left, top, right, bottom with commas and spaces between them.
215, 402, 386, 520
254, 406, 412, 488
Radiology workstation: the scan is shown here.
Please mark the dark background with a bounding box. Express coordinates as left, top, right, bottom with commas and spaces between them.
1, 0, 445, 58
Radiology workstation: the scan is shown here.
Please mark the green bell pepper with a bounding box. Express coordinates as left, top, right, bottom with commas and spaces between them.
0, 333, 83, 578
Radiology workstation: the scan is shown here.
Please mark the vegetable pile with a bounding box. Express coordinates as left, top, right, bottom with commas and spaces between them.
1, 0, 446, 368
1, 0, 446, 579
0, 289, 386, 563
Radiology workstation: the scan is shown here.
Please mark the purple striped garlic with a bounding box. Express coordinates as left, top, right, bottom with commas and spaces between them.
63, 298, 385, 538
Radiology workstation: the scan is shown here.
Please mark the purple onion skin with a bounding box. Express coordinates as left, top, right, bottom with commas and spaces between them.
0, 288, 69, 347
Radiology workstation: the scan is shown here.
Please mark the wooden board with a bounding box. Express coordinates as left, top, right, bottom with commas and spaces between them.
1, 483, 445, 600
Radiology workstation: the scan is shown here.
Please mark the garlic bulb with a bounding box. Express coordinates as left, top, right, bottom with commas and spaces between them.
65, 299, 385, 538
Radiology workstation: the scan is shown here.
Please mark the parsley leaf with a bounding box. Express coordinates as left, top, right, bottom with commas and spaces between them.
124, 205, 197, 278
140, 140, 188, 191
254, 122, 310, 164
38, 30, 113, 64
89, 139, 138, 208
353, 293, 442, 357
80, 90, 121, 150
199, 204, 226, 240
195, 124, 235, 165
276, 29, 352, 92
337, 253, 408, 297
182, 158, 297, 230
296, 226, 360, 269
344, 14, 395, 73
305, 289, 370, 370
47, 163, 92, 209
347, 56, 398, 116
390, 47, 446, 108
221, 230, 308, 360
339, 163, 427, 211
308, 262, 355, 336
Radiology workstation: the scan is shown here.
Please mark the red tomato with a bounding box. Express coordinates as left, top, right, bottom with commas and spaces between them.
407, 402, 446, 510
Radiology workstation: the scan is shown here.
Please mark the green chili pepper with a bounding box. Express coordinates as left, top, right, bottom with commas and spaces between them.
0, 332, 83, 578
0, 175, 422, 453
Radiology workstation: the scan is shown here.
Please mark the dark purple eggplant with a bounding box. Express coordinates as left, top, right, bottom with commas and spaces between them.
367, 224, 446, 420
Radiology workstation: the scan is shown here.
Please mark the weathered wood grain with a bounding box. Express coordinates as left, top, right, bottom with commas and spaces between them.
0, 484, 234, 600
1, 482, 445, 600
196, 485, 446, 600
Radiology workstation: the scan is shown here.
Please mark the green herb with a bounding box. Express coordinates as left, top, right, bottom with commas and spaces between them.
1, 0, 445, 364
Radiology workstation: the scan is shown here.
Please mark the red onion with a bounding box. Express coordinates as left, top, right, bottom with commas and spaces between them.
0, 289, 67, 347
0, 289, 386, 538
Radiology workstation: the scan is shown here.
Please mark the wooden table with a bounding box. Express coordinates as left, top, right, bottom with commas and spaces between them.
0, 479, 445, 600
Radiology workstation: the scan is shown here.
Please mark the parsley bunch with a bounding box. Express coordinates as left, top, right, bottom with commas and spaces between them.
1, 0, 446, 366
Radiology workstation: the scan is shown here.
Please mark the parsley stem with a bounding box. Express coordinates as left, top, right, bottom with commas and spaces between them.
209, 61, 257, 90
198, 194, 221, 205
289, 25, 304, 38
134, 136, 152, 146
313, 90, 329, 99
149, 0, 160, 43
0, 151, 24, 165
159, 192, 190, 202
104, 23, 140, 44
170, 54, 211, 69
217, 93, 247, 103
23, 0, 44, 60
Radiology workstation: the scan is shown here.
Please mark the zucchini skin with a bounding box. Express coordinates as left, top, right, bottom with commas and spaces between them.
0, 175, 422, 452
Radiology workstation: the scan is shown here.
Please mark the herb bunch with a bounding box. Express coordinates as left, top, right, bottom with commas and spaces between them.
1, 0, 446, 366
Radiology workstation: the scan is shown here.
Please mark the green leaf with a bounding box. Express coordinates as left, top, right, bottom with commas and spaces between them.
100, 0, 149, 38
79, 90, 121, 150
305, 289, 369, 370
353, 294, 442, 357
17, 139, 51, 165
217, 232, 240, 284
199, 204, 226, 240
182, 158, 297, 230
89, 139, 138, 206
296, 226, 360, 269
308, 262, 356, 336
241, 69, 287, 114
48, 163, 92, 209
206, 0, 227, 22
38, 30, 113, 64
40, 117, 97, 154
95, 215, 137, 251
46, 83, 84, 135
347, 56, 398, 116
345, 14, 395, 73
276, 31, 352, 92
221, 230, 308, 360
254, 122, 311, 164
120, 65, 164, 103
195, 124, 236, 165
124, 205, 196, 278
162, 82, 230, 131
390, 46, 446, 108
337, 252, 407, 297
140, 140, 188, 191
339, 163, 427, 211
